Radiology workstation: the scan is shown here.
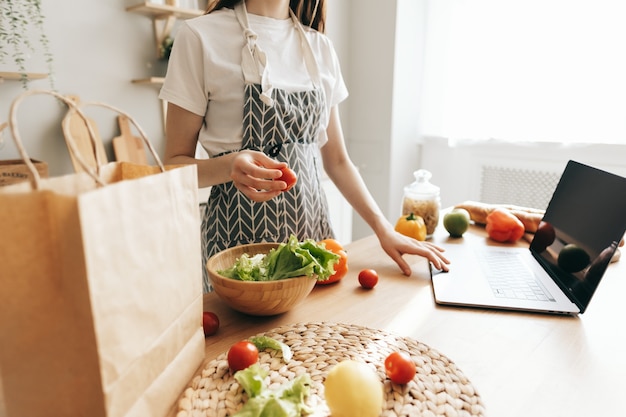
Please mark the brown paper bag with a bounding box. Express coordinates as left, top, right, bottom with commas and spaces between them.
0, 90, 205, 417
0, 158, 48, 186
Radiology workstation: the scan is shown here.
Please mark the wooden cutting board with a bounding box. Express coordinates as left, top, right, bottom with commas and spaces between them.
62, 95, 108, 173
112, 115, 148, 164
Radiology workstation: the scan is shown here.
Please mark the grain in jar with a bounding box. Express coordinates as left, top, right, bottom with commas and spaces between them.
402, 169, 441, 236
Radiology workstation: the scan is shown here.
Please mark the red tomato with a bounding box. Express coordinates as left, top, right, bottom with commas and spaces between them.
485, 208, 525, 243
227, 340, 259, 372
358, 269, 378, 289
317, 239, 348, 285
202, 311, 220, 337
384, 351, 416, 384
278, 166, 297, 191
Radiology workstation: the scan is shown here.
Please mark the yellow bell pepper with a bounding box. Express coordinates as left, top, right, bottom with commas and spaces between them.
394, 213, 427, 241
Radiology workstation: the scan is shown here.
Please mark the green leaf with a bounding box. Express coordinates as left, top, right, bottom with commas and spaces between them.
232, 364, 313, 417
297, 239, 340, 281
234, 364, 268, 398
219, 235, 339, 282
219, 253, 266, 281
264, 236, 316, 281
250, 336, 293, 362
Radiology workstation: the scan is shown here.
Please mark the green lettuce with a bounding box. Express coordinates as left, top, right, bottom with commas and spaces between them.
250, 336, 293, 362
219, 235, 339, 282
220, 253, 267, 281
233, 364, 313, 417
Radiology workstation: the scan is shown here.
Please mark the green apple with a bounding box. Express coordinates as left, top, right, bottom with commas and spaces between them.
443, 208, 471, 237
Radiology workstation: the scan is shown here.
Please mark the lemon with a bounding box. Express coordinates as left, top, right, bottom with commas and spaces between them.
323, 360, 384, 417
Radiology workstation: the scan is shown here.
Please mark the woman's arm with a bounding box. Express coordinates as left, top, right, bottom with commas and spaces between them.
163, 102, 287, 201
320, 106, 450, 274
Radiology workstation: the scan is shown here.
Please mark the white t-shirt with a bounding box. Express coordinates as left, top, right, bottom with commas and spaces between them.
159, 8, 349, 157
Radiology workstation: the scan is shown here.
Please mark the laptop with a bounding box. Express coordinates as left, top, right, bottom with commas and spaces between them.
431, 160, 626, 315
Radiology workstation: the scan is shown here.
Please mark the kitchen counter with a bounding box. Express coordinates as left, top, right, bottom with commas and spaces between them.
173, 223, 626, 417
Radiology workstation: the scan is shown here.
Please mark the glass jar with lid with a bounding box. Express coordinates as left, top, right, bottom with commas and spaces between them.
401, 169, 441, 237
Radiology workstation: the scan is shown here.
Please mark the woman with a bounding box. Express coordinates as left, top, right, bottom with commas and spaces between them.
159, 0, 449, 292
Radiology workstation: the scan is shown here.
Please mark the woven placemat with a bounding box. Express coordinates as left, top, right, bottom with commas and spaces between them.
176, 322, 485, 417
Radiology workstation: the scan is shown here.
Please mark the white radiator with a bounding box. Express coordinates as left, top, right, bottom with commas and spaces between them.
419, 138, 626, 210
479, 165, 561, 210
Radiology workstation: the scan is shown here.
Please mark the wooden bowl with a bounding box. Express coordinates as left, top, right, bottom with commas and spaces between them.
206, 243, 317, 316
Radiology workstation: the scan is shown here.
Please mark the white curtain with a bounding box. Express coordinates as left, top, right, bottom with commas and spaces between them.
420, 0, 626, 145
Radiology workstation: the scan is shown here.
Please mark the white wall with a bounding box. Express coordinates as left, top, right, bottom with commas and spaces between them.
1, 0, 170, 176
340, 0, 428, 239
342, 0, 397, 239
389, 0, 427, 219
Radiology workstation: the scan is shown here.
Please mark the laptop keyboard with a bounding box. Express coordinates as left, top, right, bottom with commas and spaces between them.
478, 250, 556, 302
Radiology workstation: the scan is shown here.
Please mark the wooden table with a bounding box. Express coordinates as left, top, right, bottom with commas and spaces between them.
179, 224, 625, 417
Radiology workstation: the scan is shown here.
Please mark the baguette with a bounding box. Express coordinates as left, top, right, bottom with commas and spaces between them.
454, 200, 545, 233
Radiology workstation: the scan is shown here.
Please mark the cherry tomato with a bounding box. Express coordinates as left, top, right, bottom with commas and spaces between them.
278, 166, 297, 191
358, 269, 378, 289
384, 351, 416, 385
202, 311, 220, 337
317, 239, 348, 285
227, 340, 259, 372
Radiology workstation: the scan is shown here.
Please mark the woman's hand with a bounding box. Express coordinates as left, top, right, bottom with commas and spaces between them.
377, 227, 450, 276
230, 150, 287, 202
319, 105, 449, 275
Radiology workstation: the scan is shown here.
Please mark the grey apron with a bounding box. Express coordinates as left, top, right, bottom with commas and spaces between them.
201, 2, 334, 292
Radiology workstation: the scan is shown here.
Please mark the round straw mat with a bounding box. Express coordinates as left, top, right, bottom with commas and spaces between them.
176, 321, 485, 417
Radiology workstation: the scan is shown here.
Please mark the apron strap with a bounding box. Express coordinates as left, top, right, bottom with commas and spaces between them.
291, 9, 323, 89
234, 1, 322, 107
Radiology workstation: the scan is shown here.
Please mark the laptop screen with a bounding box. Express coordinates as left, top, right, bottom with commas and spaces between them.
529, 160, 626, 312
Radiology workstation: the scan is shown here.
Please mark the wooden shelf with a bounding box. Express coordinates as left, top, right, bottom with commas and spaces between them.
0, 71, 48, 82
126, 2, 204, 19
132, 77, 165, 86
127, 2, 203, 58
127, 2, 200, 132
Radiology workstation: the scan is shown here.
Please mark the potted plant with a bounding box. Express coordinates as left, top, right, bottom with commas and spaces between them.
0, 0, 54, 88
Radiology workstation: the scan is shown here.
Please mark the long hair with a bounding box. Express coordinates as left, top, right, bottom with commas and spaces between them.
205, 0, 326, 33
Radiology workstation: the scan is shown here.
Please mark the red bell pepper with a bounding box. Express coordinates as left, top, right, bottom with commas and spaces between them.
485, 208, 525, 243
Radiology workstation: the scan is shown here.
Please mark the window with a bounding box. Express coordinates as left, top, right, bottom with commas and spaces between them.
420, 0, 626, 145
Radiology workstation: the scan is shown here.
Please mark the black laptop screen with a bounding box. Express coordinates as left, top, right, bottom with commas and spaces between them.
529, 160, 626, 312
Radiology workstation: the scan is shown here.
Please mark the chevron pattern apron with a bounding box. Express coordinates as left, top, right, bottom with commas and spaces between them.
200, 3, 334, 292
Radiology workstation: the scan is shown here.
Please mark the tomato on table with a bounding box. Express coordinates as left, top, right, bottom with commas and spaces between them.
358, 269, 378, 289
317, 238, 348, 285
384, 351, 416, 384
202, 311, 220, 337
227, 340, 259, 372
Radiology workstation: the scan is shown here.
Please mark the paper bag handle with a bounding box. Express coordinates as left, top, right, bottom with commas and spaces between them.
6, 89, 166, 190
8, 89, 107, 188
61, 100, 165, 173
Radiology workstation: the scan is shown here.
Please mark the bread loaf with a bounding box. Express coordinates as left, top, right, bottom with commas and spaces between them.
454, 201, 544, 233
